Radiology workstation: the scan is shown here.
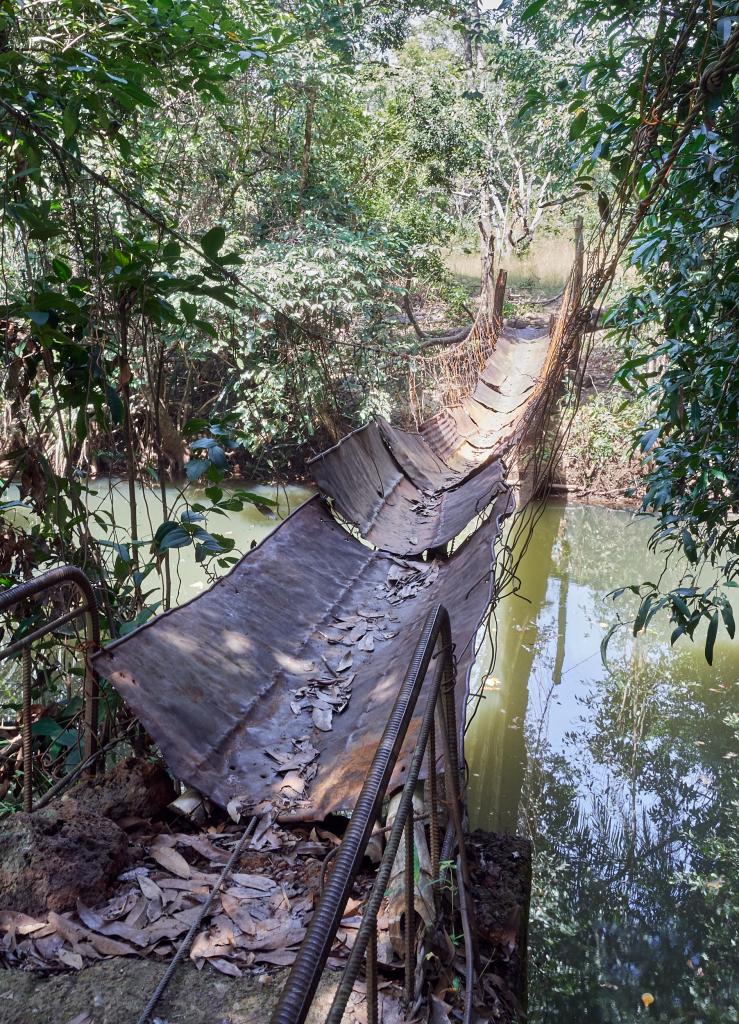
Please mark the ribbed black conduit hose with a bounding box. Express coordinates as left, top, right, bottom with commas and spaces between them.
325, 659, 444, 1024
270, 604, 449, 1024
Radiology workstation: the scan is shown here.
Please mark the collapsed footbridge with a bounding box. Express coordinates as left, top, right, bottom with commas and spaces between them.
93, 314, 558, 823
0, 234, 588, 1022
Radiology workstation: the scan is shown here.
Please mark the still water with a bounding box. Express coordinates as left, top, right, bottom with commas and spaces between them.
465, 504, 738, 1023
0, 479, 314, 703
72, 477, 314, 601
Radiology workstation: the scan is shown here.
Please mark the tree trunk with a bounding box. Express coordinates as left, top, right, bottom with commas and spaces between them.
299, 85, 316, 199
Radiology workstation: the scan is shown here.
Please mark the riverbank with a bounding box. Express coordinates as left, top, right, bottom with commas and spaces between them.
552, 331, 645, 510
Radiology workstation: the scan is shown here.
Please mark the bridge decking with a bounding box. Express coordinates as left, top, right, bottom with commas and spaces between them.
93, 321, 552, 821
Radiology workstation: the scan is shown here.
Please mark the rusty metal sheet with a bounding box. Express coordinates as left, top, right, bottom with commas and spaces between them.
375, 417, 459, 491
308, 421, 507, 557
93, 491, 512, 821
420, 407, 464, 463
307, 421, 404, 539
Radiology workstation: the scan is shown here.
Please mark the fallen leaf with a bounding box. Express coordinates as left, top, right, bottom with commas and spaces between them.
76, 902, 149, 949
190, 917, 236, 959
230, 873, 276, 892
337, 651, 353, 672
57, 948, 84, 970
279, 772, 306, 798
85, 931, 137, 958
143, 918, 190, 945
157, 876, 213, 893
237, 913, 306, 952
48, 912, 87, 948
0, 911, 49, 935
347, 622, 367, 644
221, 893, 257, 934
209, 957, 243, 977
174, 834, 226, 863
138, 875, 165, 901
150, 845, 192, 879
253, 948, 297, 966
35, 934, 65, 960
312, 705, 333, 732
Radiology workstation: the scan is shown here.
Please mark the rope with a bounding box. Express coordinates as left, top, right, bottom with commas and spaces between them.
134, 815, 258, 1024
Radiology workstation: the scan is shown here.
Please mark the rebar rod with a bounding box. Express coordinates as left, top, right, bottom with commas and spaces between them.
366, 924, 378, 1024
135, 817, 257, 1024
0, 566, 101, 780
21, 646, 32, 813
404, 812, 416, 1005
428, 714, 440, 897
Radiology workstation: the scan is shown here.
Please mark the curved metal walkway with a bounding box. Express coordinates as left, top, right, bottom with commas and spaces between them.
93, 315, 556, 823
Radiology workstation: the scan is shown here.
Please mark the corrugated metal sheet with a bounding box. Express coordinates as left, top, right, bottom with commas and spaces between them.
376, 417, 458, 491
308, 421, 507, 557
92, 320, 552, 822
93, 492, 513, 821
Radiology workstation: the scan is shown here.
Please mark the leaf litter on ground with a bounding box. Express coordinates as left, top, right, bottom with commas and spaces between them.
0, 817, 370, 979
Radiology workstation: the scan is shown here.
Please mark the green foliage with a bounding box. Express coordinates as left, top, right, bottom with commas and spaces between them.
568, 389, 648, 472
557, 0, 739, 659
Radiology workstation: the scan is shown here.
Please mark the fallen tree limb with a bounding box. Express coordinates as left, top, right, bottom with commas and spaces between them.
417, 325, 472, 349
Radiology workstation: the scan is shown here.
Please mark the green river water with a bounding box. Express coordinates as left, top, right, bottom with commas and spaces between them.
5, 485, 737, 1020
466, 503, 737, 1023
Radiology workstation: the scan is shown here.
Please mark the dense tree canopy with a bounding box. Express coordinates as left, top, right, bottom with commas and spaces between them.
540, 0, 739, 660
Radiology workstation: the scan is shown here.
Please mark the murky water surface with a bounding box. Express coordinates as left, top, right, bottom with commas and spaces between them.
466, 503, 738, 1023
84, 477, 315, 601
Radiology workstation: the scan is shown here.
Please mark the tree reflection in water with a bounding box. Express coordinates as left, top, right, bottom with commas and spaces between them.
465, 505, 738, 1023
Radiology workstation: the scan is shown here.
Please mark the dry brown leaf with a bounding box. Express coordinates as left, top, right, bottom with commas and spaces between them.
157, 876, 213, 892
149, 833, 178, 849
98, 890, 139, 922
146, 893, 164, 924
0, 911, 49, 935
150, 844, 192, 878
312, 705, 333, 732
142, 918, 190, 945
347, 622, 367, 644
253, 948, 297, 966
172, 905, 206, 927
189, 917, 236, 960
124, 896, 149, 930
231, 873, 276, 892
221, 893, 257, 935
174, 834, 226, 863
137, 875, 165, 901
279, 772, 306, 797
208, 956, 243, 977
35, 934, 65, 960
74, 941, 102, 960
85, 931, 137, 958
47, 912, 87, 947
48, 912, 134, 959
57, 948, 84, 970
64, 1013, 92, 1024
76, 902, 149, 949
237, 913, 306, 952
